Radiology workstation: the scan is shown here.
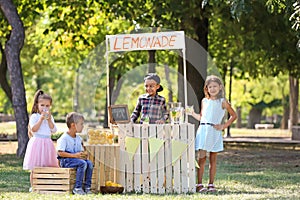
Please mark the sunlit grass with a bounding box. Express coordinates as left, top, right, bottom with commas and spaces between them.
229, 128, 291, 137
0, 122, 293, 138
0, 146, 299, 199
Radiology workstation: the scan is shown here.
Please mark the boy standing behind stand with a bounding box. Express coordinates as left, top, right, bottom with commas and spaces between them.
57, 112, 93, 195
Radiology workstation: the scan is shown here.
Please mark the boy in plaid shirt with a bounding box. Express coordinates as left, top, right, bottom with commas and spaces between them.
131, 73, 168, 124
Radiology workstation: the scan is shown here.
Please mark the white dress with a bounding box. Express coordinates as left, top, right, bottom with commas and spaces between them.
195, 98, 225, 152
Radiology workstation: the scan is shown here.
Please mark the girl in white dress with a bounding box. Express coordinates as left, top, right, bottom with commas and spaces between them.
189, 75, 237, 193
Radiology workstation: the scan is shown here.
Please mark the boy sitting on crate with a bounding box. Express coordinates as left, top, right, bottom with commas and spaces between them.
57, 112, 93, 195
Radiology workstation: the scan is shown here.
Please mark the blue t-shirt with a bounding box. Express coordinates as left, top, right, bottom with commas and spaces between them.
56, 132, 84, 154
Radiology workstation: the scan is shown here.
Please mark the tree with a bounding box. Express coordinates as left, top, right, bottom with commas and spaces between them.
0, 0, 28, 157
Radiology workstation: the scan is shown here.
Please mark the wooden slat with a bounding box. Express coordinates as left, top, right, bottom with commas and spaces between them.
114, 145, 120, 184
157, 124, 165, 194
33, 184, 71, 190
126, 124, 134, 192
141, 125, 150, 193
149, 124, 157, 194
173, 124, 181, 194
133, 124, 141, 193
180, 123, 188, 193
99, 145, 105, 187
33, 179, 71, 185
94, 145, 100, 191
33, 167, 74, 174
107, 145, 114, 182
33, 174, 72, 179
187, 123, 196, 193
164, 124, 172, 193
118, 124, 126, 192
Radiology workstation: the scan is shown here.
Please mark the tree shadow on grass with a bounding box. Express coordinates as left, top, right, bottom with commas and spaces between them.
0, 154, 29, 192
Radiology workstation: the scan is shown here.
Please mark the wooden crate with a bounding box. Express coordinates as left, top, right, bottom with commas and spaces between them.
32, 167, 76, 194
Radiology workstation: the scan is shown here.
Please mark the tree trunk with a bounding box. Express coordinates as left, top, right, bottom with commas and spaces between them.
281, 103, 289, 129
0, 44, 12, 102
236, 106, 242, 128
0, 0, 28, 157
289, 75, 299, 129
247, 107, 262, 129
164, 64, 173, 103
148, 27, 157, 73
148, 50, 156, 73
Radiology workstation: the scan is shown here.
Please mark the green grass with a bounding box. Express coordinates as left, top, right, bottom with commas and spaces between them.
0, 146, 299, 200
0, 122, 292, 138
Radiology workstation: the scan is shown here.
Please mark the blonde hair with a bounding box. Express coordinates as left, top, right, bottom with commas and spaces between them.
66, 112, 84, 128
203, 75, 225, 99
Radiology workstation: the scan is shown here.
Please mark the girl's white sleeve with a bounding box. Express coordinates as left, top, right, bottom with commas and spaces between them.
29, 114, 39, 129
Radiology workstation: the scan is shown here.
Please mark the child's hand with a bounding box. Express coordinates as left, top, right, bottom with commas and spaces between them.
185, 105, 194, 115
155, 120, 165, 124
80, 151, 88, 160
42, 108, 51, 120
213, 124, 224, 131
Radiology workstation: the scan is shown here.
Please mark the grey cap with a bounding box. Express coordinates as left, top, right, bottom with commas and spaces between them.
144, 73, 163, 92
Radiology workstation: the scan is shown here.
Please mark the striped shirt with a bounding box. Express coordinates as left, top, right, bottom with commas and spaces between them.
131, 94, 168, 124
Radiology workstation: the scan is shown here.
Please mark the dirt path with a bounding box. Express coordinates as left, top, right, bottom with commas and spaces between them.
0, 141, 18, 154
0, 141, 58, 155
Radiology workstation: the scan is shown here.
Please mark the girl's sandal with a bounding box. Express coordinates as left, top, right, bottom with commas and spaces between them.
196, 184, 207, 193
207, 183, 217, 192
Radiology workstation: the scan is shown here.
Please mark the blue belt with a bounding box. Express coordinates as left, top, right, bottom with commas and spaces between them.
200, 123, 215, 126
34, 133, 51, 138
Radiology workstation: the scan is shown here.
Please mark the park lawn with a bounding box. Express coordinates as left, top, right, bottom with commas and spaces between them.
0, 122, 292, 138
0, 146, 299, 200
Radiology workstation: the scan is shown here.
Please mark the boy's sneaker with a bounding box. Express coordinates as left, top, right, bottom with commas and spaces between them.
29, 187, 33, 193
73, 187, 86, 195
85, 187, 93, 194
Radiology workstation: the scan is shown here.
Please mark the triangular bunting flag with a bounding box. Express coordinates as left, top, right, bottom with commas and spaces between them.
171, 140, 188, 165
125, 136, 140, 161
148, 138, 164, 161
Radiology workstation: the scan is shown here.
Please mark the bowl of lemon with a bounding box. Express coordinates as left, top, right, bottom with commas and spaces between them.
100, 181, 124, 194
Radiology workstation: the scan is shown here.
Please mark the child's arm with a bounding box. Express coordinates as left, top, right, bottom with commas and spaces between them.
189, 100, 203, 121
130, 100, 141, 123
30, 115, 44, 132
57, 150, 85, 159
47, 115, 57, 132
214, 100, 237, 131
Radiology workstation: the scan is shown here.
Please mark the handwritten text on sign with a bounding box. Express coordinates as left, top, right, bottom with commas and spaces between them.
107, 31, 185, 52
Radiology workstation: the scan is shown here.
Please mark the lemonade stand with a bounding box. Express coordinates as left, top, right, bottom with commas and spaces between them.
85, 31, 196, 194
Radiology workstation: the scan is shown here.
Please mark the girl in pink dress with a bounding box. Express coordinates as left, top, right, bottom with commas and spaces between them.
23, 90, 59, 191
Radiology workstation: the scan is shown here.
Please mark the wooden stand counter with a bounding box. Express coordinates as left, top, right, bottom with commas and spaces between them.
85, 144, 120, 192
86, 123, 195, 194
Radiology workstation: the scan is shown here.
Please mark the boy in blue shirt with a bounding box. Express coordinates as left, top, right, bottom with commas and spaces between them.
57, 112, 93, 195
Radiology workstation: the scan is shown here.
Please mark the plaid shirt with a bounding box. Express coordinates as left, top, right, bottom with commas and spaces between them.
131, 93, 168, 124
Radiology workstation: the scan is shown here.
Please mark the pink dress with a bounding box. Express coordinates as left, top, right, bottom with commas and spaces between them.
23, 113, 59, 170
